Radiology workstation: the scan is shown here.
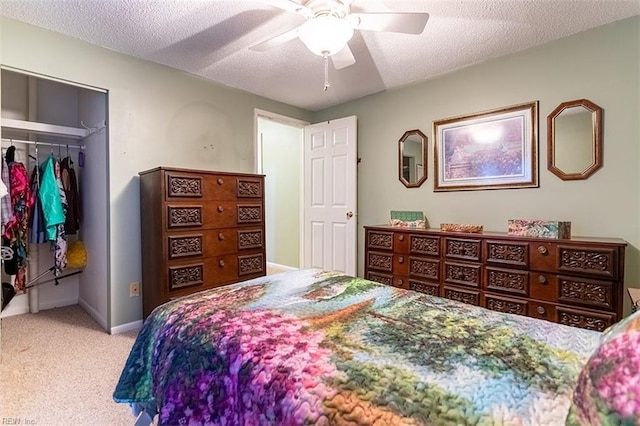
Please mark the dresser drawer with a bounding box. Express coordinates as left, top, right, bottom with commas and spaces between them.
443, 237, 482, 261
556, 275, 614, 311
529, 272, 557, 301
366, 230, 394, 251
442, 286, 480, 306
366, 251, 393, 273
525, 272, 615, 313
409, 279, 439, 297
166, 252, 265, 294
484, 266, 529, 297
409, 256, 440, 281
557, 245, 618, 279
528, 301, 556, 322
409, 234, 440, 256
485, 240, 529, 268
366, 271, 393, 286
167, 262, 206, 292
444, 261, 481, 288
166, 172, 263, 201
529, 242, 618, 279
166, 202, 263, 229
529, 241, 557, 271
393, 275, 410, 290
556, 306, 616, 332
529, 298, 614, 329
394, 232, 410, 253
485, 294, 529, 316
166, 228, 264, 259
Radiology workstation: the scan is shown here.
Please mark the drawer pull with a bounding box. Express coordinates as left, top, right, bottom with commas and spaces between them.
219, 260, 226, 268
217, 178, 224, 185
217, 205, 224, 213
397, 279, 403, 286
537, 245, 548, 255
218, 233, 225, 241
398, 256, 404, 264
537, 306, 546, 315
538, 275, 547, 284
399, 235, 405, 242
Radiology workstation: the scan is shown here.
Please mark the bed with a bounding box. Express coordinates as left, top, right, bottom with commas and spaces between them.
113, 268, 640, 425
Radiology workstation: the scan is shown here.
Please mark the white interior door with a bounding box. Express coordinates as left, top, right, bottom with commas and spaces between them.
303, 116, 357, 275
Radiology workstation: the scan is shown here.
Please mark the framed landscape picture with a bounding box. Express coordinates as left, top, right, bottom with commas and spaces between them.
433, 101, 539, 191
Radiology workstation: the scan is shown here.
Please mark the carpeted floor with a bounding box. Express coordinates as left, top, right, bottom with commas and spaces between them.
0, 305, 140, 425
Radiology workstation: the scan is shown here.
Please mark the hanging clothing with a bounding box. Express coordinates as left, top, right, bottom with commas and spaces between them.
38, 156, 66, 241
1, 151, 13, 232
29, 165, 47, 244
3, 159, 35, 291
53, 159, 68, 273
61, 156, 80, 235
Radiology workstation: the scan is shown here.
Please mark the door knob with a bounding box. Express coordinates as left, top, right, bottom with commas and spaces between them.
346, 211, 354, 218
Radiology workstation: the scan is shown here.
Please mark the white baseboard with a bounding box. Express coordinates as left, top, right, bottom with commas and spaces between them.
78, 297, 108, 331
111, 319, 143, 335
2, 293, 78, 318
267, 262, 298, 272
0, 293, 29, 318
39, 296, 78, 311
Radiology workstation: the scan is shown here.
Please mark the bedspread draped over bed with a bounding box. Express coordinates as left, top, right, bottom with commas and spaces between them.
113, 269, 601, 426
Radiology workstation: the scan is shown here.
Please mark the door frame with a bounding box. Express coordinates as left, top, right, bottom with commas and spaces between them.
254, 109, 309, 269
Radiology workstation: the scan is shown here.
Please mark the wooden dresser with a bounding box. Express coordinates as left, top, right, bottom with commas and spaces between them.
139, 167, 266, 318
364, 225, 626, 331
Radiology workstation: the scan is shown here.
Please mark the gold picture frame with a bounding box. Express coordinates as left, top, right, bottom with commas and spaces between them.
433, 101, 539, 192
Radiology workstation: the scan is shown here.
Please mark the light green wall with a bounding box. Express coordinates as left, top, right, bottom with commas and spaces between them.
259, 118, 302, 268
1, 17, 313, 328
314, 16, 640, 314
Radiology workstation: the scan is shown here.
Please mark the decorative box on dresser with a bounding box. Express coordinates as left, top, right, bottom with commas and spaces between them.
364, 225, 627, 331
139, 167, 266, 318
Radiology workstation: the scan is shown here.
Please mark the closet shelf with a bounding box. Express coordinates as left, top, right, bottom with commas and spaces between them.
1, 118, 88, 139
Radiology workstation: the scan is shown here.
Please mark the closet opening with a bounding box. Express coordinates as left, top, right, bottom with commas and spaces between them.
0, 67, 110, 331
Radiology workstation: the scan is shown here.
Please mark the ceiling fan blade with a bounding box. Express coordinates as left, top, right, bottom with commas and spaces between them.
350, 12, 430, 35
331, 44, 356, 70
250, 27, 300, 52
261, 0, 313, 18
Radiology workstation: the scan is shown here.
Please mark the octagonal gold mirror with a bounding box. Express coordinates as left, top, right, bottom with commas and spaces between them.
399, 129, 428, 188
547, 99, 603, 180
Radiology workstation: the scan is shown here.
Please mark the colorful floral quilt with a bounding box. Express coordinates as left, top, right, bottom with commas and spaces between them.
113, 269, 601, 425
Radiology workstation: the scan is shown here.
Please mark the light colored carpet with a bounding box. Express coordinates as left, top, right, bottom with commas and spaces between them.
0, 305, 139, 425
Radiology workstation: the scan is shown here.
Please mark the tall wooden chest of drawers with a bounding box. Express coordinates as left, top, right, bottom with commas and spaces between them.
139, 167, 266, 318
364, 225, 627, 331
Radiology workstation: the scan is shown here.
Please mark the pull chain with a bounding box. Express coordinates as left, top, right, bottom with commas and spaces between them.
323, 53, 330, 91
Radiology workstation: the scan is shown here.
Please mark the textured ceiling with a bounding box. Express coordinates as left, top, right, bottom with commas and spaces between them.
2, 0, 639, 111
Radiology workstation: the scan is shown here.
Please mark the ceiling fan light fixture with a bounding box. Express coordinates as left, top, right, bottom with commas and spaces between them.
297, 15, 354, 57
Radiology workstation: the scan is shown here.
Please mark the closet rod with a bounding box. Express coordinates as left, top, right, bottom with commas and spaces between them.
1, 138, 85, 150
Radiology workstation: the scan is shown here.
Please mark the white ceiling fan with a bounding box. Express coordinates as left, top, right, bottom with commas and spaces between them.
250, 0, 430, 71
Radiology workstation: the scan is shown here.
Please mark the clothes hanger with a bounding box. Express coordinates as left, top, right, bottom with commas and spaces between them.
35, 142, 40, 188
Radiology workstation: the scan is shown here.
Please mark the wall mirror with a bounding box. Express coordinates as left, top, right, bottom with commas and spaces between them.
547, 99, 603, 180
399, 129, 428, 188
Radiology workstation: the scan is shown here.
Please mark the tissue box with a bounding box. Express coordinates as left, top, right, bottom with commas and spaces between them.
390, 211, 425, 228
507, 220, 571, 239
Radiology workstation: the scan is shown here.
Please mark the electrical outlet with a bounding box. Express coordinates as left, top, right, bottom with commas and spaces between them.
130, 282, 140, 297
